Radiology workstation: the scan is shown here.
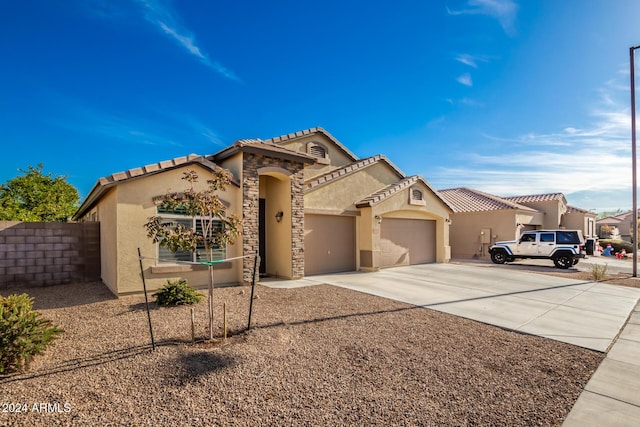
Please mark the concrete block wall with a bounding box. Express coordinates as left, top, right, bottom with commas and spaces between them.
0, 221, 101, 289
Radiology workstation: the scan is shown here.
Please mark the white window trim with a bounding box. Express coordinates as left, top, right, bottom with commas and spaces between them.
409, 187, 426, 206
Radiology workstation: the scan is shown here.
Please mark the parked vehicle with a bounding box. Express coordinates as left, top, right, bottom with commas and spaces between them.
489, 229, 586, 269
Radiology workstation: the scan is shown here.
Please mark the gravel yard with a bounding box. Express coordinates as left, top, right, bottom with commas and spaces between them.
2, 280, 603, 426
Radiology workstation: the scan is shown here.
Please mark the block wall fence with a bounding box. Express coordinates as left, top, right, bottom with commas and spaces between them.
0, 221, 100, 290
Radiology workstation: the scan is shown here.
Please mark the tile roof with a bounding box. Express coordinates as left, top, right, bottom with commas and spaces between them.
304, 155, 403, 191
438, 187, 537, 213
211, 139, 316, 163
74, 154, 232, 220
355, 176, 418, 208
566, 205, 596, 215
262, 126, 359, 162
96, 154, 221, 186
503, 193, 566, 203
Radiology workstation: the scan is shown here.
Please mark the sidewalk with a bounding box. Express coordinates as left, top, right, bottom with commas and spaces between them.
563, 299, 640, 426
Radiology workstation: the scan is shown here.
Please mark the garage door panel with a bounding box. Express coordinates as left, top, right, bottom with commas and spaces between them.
381, 218, 435, 267
304, 215, 356, 275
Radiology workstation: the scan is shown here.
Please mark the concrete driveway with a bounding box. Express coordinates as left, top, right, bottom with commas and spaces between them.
263, 263, 640, 352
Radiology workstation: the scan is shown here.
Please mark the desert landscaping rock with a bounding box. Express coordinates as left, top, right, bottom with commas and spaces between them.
1, 281, 602, 426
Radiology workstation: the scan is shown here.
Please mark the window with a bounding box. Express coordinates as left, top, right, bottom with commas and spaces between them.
557, 231, 580, 244
156, 206, 225, 264
540, 233, 555, 243
520, 233, 536, 243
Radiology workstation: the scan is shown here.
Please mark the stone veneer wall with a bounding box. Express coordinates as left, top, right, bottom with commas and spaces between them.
0, 221, 101, 289
242, 153, 305, 283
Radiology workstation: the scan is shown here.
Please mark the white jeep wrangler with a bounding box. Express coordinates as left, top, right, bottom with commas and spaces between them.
489, 229, 586, 269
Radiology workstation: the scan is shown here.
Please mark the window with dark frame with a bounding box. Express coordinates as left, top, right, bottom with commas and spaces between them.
156, 206, 225, 264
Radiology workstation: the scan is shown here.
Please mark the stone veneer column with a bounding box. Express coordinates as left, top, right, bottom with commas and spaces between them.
242, 153, 305, 283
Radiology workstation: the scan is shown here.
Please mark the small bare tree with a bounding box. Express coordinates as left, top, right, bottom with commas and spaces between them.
144, 169, 241, 340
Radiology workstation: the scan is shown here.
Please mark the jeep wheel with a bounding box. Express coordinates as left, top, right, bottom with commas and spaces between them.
553, 255, 573, 269
573, 259, 579, 265
490, 250, 508, 264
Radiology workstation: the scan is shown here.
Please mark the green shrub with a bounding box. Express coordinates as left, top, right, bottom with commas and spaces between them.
0, 293, 62, 374
599, 239, 634, 254
153, 279, 204, 306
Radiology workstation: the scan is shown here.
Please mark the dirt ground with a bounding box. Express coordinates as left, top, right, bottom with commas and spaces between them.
1, 277, 604, 426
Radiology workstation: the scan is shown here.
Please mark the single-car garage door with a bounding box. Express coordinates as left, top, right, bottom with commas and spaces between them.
304, 214, 356, 275
380, 218, 436, 267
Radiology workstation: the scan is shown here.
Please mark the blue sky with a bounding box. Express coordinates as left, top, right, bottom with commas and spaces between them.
1, 0, 639, 212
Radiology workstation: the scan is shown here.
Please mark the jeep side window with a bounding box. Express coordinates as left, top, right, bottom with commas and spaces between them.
520, 233, 536, 243
540, 233, 555, 243
557, 231, 578, 243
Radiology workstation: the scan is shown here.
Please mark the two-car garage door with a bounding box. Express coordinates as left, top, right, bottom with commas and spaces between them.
304, 215, 436, 275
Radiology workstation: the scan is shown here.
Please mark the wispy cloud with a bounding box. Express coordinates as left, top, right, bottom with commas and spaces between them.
430, 83, 633, 210
455, 53, 490, 68
457, 73, 473, 86
136, 0, 240, 81
447, 0, 518, 36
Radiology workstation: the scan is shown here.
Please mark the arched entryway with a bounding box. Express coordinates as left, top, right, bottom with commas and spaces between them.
258, 167, 293, 278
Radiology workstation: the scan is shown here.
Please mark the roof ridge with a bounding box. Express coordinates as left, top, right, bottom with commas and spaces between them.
304, 155, 384, 191
355, 176, 418, 208
99, 154, 206, 185
261, 126, 360, 162
438, 187, 536, 213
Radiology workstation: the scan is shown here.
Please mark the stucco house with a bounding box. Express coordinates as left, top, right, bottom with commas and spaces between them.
74, 127, 453, 295
438, 188, 596, 259
597, 210, 637, 241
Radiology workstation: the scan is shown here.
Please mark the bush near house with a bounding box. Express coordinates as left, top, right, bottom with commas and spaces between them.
0, 293, 62, 374
153, 279, 204, 306
599, 239, 634, 255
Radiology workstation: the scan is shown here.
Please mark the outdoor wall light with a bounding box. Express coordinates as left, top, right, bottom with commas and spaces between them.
374, 215, 382, 224
275, 210, 284, 223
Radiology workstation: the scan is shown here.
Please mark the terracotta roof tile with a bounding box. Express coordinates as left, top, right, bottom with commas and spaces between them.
212, 138, 316, 163
261, 126, 359, 162
503, 193, 565, 203
356, 176, 419, 207
438, 188, 537, 213
74, 154, 229, 220
304, 155, 388, 191
566, 205, 595, 214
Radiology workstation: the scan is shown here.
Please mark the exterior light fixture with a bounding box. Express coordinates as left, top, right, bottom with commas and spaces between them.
275, 210, 284, 223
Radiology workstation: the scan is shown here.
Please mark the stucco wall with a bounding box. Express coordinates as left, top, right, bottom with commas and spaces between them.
262, 175, 293, 278
277, 134, 355, 180
562, 213, 597, 237
108, 165, 242, 295
305, 163, 400, 212
98, 189, 118, 294
449, 210, 520, 259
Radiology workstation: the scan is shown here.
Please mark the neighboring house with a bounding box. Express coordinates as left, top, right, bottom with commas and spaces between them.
74, 127, 453, 295
597, 211, 637, 241
438, 188, 596, 259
